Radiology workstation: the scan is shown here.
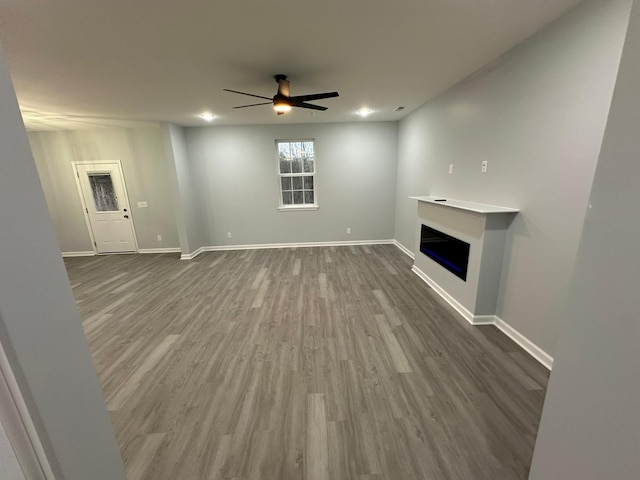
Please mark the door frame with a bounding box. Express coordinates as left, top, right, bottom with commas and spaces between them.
0, 339, 56, 480
72, 160, 139, 254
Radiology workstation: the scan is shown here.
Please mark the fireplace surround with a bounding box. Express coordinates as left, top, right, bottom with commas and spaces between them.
410, 196, 518, 324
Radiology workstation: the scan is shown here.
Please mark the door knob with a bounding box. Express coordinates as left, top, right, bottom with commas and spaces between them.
124, 215, 129, 219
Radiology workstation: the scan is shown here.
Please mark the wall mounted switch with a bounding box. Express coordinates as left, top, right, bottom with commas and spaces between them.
449, 164, 454, 174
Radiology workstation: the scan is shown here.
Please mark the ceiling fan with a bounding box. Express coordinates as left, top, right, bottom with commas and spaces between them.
223, 74, 339, 115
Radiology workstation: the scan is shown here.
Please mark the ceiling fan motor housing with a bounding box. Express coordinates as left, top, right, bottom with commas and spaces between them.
224, 74, 338, 114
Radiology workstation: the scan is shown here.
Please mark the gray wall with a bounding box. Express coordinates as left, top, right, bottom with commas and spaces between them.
0, 420, 25, 480
185, 122, 398, 246
28, 127, 180, 252
529, 1, 640, 477
0, 43, 126, 480
163, 123, 207, 255
394, 0, 632, 355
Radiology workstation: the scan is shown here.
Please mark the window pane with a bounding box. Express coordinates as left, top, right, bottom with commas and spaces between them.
282, 191, 293, 205
280, 177, 292, 190
303, 176, 314, 190
303, 157, 314, 173
292, 177, 303, 190
293, 191, 304, 204
291, 157, 303, 173
88, 173, 118, 211
304, 191, 315, 204
278, 142, 291, 158
279, 157, 291, 174
303, 141, 314, 153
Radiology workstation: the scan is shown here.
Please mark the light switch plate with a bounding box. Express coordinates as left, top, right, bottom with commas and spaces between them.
137, 201, 149, 208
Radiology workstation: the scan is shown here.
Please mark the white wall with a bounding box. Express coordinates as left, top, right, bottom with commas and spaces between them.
28, 127, 180, 253
184, 121, 398, 246
0, 43, 126, 480
394, 0, 632, 355
530, 1, 640, 476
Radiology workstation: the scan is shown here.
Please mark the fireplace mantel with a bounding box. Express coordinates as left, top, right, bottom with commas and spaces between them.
409, 196, 519, 214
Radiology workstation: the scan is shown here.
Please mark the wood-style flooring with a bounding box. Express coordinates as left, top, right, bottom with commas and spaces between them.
64, 244, 549, 480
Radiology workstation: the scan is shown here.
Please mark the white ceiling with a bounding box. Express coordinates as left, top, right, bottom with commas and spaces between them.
0, 0, 584, 130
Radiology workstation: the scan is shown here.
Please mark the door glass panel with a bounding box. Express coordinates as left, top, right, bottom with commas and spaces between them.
88, 173, 119, 211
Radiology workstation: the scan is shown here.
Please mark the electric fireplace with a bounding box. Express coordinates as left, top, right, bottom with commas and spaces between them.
420, 224, 470, 281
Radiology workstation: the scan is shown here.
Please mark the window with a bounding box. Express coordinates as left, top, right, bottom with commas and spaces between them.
277, 139, 317, 209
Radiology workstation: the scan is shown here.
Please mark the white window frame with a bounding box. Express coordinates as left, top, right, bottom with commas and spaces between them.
276, 139, 319, 211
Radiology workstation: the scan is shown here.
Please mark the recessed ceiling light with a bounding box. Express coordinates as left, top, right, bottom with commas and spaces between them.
199, 112, 215, 121
356, 108, 372, 117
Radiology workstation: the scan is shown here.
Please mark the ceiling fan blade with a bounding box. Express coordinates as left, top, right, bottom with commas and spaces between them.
232, 102, 273, 109
223, 88, 272, 100
275, 74, 290, 97
290, 92, 339, 102
290, 101, 328, 111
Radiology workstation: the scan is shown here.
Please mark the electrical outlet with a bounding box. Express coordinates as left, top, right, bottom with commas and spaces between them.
448, 164, 454, 174
346, 227, 351, 235
481, 161, 488, 173
156, 234, 162, 242
227, 232, 232, 239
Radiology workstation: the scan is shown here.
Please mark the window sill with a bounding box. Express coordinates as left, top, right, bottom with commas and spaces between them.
278, 205, 319, 212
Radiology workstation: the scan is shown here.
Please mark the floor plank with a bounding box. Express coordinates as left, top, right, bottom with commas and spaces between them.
64, 245, 549, 480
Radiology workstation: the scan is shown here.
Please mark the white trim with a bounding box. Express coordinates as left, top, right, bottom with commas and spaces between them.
494, 316, 553, 370
472, 315, 499, 325
180, 246, 205, 260
179, 240, 395, 260
138, 248, 181, 254
393, 240, 415, 259
61, 251, 95, 258
205, 239, 394, 252
411, 264, 553, 370
277, 205, 319, 212
411, 265, 476, 324
0, 342, 56, 480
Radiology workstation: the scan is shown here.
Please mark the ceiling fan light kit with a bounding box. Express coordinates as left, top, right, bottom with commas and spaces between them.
224, 74, 339, 115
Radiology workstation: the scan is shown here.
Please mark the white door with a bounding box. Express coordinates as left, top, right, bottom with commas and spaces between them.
75, 162, 137, 253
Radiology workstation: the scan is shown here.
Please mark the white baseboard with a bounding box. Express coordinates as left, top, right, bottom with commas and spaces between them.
411, 265, 476, 324
472, 315, 499, 326
205, 239, 394, 252
393, 240, 415, 259
179, 240, 396, 260
138, 247, 181, 254
180, 246, 204, 260
411, 265, 552, 370
61, 251, 95, 257
494, 316, 553, 370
